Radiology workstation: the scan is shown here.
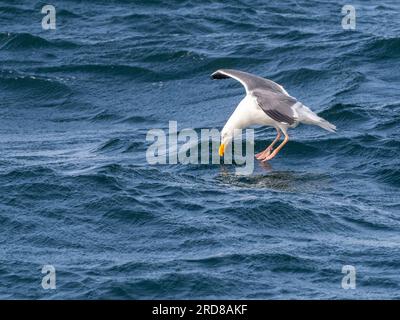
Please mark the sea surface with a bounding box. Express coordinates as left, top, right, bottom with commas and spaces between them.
1, 0, 400, 299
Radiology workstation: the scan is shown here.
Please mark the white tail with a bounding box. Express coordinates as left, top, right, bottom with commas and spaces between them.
294, 103, 337, 133
315, 118, 336, 132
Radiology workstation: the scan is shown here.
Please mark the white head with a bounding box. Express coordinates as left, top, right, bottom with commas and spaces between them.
219, 96, 252, 157
219, 124, 235, 156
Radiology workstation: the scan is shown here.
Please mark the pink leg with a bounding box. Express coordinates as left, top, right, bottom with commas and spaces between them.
262, 131, 289, 162
255, 128, 281, 160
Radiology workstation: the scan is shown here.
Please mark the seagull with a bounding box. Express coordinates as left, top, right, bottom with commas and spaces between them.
211, 69, 336, 161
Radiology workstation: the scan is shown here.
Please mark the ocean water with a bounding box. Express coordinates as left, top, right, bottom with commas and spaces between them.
1, 0, 400, 299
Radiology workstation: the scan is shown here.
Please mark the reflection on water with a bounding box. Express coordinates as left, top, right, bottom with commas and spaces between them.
217, 163, 331, 192
259, 161, 273, 171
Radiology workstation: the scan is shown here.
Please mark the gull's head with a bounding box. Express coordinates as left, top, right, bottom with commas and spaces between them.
219, 125, 234, 157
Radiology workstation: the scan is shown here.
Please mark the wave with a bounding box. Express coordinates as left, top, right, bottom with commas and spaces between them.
141, 49, 206, 63
89, 110, 121, 122
273, 68, 365, 92
94, 137, 148, 154
73, 173, 124, 191
0, 69, 71, 99
118, 115, 156, 124
374, 116, 400, 131
319, 103, 371, 122
34, 64, 160, 80
285, 135, 387, 159
57, 9, 82, 18
374, 168, 400, 188
363, 36, 400, 59
254, 132, 397, 163
0, 6, 33, 14
0, 32, 77, 50
274, 67, 327, 83
216, 197, 348, 233
95, 138, 126, 153
0, 166, 55, 180
183, 252, 316, 273
268, 29, 318, 41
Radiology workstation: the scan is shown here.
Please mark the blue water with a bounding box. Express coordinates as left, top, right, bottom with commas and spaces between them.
1, 0, 400, 299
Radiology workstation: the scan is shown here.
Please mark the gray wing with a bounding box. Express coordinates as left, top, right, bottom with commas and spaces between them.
211, 69, 289, 95
211, 69, 296, 125
253, 89, 297, 125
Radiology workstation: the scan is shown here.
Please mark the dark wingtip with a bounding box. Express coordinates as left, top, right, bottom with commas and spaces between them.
210, 70, 229, 80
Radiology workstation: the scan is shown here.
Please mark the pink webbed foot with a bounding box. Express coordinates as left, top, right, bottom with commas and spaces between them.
255, 147, 272, 160
261, 152, 277, 162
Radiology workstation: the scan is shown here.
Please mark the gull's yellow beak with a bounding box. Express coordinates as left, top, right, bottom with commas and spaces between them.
219, 144, 225, 157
